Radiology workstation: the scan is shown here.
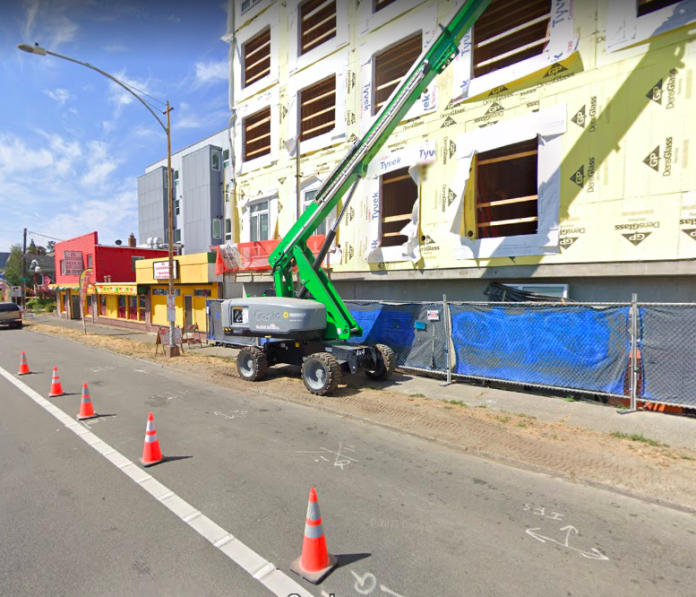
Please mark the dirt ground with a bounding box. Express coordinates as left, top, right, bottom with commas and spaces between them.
28, 321, 696, 512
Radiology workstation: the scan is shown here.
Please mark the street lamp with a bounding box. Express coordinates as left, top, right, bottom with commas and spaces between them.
18, 43, 180, 357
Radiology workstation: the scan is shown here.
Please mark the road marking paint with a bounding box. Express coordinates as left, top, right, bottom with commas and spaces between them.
0, 365, 315, 597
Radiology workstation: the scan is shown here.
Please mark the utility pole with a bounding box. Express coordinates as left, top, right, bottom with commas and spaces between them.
165, 101, 179, 357
21, 228, 27, 309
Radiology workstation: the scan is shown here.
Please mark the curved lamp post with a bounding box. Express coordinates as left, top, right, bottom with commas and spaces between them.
18, 43, 179, 356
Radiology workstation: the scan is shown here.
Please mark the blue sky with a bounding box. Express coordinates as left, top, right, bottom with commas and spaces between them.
0, 0, 230, 252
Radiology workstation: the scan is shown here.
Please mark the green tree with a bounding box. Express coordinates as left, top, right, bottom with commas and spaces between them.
3, 245, 24, 287
28, 240, 37, 254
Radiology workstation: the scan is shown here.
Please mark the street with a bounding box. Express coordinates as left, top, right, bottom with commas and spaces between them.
1, 328, 695, 597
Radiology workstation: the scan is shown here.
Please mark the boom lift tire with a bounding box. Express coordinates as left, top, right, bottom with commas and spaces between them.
302, 352, 342, 396
365, 343, 396, 380
237, 346, 268, 382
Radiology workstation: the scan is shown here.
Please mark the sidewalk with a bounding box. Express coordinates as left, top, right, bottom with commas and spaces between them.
31, 314, 696, 450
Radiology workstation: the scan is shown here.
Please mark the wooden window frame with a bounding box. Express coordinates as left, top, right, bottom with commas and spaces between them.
379, 167, 418, 248
374, 0, 398, 12
372, 32, 423, 116
299, 0, 337, 56
242, 107, 272, 163
299, 76, 336, 142
473, 0, 552, 79
242, 27, 271, 89
637, 0, 681, 16
474, 139, 539, 240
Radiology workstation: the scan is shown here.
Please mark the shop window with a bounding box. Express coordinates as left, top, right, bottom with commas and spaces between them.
380, 167, 417, 247
302, 189, 327, 236
223, 149, 230, 169
60, 260, 66, 275
194, 288, 212, 297
132, 256, 144, 272
374, 0, 398, 11
128, 295, 138, 321
250, 200, 269, 242
473, 0, 551, 78
99, 294, 107, 316
508, 283, 568, 299
243, 27, 271, 88
637, 0, 680, 16
300, 0, 337, 56
243, 107, 272, 162
299, 76, 336, 142
138, 295, 147, 321
117, 296, 126, 318
475, 138, 538, 239
373, 32, 422, 115
212, 151, 220, 171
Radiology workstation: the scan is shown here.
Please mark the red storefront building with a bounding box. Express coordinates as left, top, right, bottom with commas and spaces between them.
51, 231, 168, 328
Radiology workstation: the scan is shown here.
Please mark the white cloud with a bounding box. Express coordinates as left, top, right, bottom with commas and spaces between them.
0, 135, 53, 173
167, 14, 182, 23
194, 60, 228, 85
44, 88, 73, 105
103, 120, 116, 134
21, 0, 78, 51
80, 141, 119, 188
107, 71, 158, 119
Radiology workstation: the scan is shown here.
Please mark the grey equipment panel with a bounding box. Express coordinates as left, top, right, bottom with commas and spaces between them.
221, 297, 327, 339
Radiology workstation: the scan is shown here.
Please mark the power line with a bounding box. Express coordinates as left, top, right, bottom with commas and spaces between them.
27, 231, 65, 242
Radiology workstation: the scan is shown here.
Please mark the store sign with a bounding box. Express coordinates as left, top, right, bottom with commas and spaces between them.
426, 309, 440, 321
153, 260, 179, 280
64, 251, 84, 276
11, 286, 21, 297
152, 288, 181, 296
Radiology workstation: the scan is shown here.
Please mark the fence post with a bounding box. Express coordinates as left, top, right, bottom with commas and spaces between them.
619, 293, 639, 414
441, 294, 454, 387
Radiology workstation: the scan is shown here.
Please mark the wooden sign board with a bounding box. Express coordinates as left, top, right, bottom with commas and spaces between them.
155, 326, 184, 355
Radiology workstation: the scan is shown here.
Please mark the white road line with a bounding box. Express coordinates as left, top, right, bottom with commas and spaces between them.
0, 366, 314, 597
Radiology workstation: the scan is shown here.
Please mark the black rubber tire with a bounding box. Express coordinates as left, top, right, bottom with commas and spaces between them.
236, 346, 268, 381
16, 322, 23, 329
302, 352, 342, 396
365, 344, 396, 380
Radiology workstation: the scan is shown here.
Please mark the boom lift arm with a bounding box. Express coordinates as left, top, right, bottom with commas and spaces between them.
268, 0, 491, 341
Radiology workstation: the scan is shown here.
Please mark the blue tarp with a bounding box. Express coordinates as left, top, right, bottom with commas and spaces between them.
450, 304, 631, 395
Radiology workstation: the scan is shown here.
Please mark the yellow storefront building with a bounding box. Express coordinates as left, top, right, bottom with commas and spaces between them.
135, 252, 222, 332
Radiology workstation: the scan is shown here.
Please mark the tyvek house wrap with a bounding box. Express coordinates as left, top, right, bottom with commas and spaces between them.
364, 140, 437, 264
447, 105, 567, 260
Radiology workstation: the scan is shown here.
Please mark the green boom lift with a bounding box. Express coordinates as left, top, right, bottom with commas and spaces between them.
220, 0, 491, 395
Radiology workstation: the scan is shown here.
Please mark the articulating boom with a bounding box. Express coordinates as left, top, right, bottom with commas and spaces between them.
268, 0, 492, 341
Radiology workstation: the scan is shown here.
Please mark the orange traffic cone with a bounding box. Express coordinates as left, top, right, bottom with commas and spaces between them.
139, 412, 164, 467
18, 352, 31, 375
48, 366, 64, 397
290, 488, 337, 584
77, 382, 99, 420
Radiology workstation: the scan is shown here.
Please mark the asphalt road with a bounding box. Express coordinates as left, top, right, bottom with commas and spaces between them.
1, 328, 695, 597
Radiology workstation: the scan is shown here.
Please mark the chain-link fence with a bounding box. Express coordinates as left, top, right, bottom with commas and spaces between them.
207, 297, 696, 409
345, 301, 448, 372
638, 304, 696, 408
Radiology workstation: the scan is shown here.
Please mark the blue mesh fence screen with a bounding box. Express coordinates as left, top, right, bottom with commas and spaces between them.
449, 303, 631, 395
346, 301, 447, 371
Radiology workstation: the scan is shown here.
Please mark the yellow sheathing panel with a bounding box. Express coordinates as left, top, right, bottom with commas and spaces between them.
230, 0, 696, 276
